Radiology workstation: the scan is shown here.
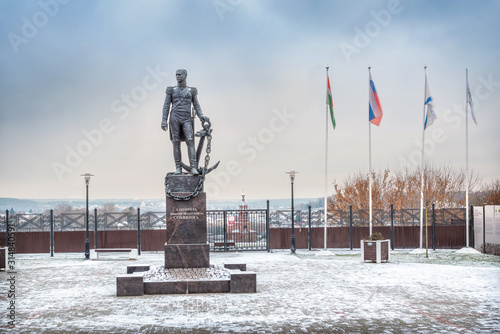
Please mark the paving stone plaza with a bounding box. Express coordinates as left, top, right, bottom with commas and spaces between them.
1, 249, 499, 333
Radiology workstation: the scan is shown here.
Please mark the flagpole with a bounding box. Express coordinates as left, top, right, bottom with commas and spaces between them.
419, 66, 427, 249
465, 68, 470, 248
324, 66, 329, 250
368, 67, 373, 236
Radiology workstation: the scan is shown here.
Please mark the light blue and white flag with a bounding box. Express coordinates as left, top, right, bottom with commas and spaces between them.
424, 73, 436, 130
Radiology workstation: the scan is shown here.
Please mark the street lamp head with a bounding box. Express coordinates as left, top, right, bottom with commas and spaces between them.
81, 172, 94, 184
286, 169, 298, 183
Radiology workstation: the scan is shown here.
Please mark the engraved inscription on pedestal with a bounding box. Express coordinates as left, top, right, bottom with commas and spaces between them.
166, 192, 207, 244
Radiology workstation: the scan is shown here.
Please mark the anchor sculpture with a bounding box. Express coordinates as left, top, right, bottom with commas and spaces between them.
179, 118, 219, 176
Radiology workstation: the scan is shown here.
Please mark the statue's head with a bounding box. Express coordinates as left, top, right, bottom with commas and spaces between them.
176, 69, 187, 83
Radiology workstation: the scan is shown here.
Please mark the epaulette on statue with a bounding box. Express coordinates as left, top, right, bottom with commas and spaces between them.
165, 87, 197, 95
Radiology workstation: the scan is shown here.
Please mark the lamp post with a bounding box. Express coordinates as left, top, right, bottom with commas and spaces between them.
81, 173, 94, 259
286, 169, 298, 253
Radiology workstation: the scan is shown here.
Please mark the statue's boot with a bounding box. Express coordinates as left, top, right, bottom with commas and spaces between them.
173, 140, 182, 175
187, 139, 199, 175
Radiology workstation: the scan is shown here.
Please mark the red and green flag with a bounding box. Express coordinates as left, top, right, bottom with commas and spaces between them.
327, 75, 336, 129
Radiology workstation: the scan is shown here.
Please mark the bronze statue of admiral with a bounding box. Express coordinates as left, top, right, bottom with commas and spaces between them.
161, 69, 209, 175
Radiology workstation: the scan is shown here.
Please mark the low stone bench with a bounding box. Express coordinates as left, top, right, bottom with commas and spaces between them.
117, 273, 143, 296
228, 270, 257, 293
224, 263, 246, 271
224, 263, 256, 293
90, 248, 138, 260
127, 264, 150, 274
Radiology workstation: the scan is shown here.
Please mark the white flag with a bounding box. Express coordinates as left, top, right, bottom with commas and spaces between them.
424, 73, 436, 130
466, 73, 478, 125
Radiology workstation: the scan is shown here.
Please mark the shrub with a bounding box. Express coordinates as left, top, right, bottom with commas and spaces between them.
481, 243, 500, 256
363, 232, 385, 241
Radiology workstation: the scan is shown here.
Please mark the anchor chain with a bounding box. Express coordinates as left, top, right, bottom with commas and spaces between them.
165, 121, 212, 201
203, 121, 212, 171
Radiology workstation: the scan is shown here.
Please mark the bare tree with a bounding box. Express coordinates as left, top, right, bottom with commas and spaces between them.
53, 203, 75, 215
329, 164, 481, 212
122, 206, 136, 215
101, 203, 117, 213
485, 179, 500, 205
472, 178, 500, 205
331, 171, 370, 211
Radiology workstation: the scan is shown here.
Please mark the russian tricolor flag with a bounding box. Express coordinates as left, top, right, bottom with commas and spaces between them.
369, 73, 383, 126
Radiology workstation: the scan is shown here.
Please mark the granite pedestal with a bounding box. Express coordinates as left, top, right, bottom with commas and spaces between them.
116, 175, 257, 296
165, 186, 209, 268
164, 244, 210, 268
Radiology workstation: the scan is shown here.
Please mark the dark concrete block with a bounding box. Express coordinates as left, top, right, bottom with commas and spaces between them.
127, 264, 150, 274
230, 271, 257, 293
116, 275, 143, 296
164, 244, 210, 268
188, 280, 230, 294
166, 192, 206, 244
224, 263, 246, 271
144, 281, 188, 294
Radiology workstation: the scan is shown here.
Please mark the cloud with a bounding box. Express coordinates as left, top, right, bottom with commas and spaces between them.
0, 0, 499, 200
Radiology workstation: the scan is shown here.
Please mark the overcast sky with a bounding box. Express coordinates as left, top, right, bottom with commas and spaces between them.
1, 0, 499, 201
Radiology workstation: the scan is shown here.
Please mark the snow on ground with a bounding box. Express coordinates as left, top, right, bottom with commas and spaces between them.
1, 249, 499, 333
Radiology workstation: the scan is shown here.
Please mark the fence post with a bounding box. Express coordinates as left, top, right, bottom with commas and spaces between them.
390, 204, 394, 250
432, 203, 435, 250
470, 205, 474, 248
308, 205, 311, 250
5, 210, 9, 248
223, 210, 227, 251
266, 200, 270, 252
137, 207, 141, 255
349, 205, 353, 250
50, 209, 54, 257
94, 208, 98, 250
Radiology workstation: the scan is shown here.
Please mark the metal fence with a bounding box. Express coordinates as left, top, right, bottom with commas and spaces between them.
207, 209, 268, 251
0, 205, 471, 253
0, 211, 165, 232
0, 209, 270, 252
0, 207, 465, 232
269, 207, 465, 228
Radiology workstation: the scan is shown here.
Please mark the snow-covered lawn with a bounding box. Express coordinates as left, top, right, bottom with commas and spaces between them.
1, 249, 499, 333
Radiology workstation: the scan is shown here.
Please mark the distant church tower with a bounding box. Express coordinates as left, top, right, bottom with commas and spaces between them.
239, 190, 249, 229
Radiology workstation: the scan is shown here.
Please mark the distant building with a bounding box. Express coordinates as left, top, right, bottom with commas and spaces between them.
228, 192, 257, 242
